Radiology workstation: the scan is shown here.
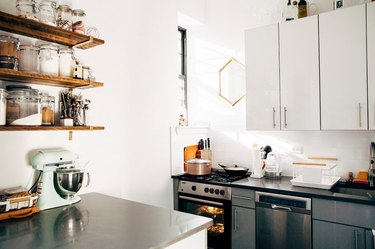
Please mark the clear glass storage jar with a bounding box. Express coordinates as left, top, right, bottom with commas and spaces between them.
72, 9, 86, 34
41, 95, 55, 125
0, 89, 7, 125
16, 0, 40, 21
6, 88, 41, 126
39, 44, 59, 75
0, 36, 20, 58
59, 48, 74, 77
0, 56, 18, 70
39, 0, 57, 26
18, 45, 39, 72
56, 5, 72, 31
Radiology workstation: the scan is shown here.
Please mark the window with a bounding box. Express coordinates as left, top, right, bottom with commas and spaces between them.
178, 27, 187, 126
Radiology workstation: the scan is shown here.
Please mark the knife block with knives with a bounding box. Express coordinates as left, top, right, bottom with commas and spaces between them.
196, 138, 212, 160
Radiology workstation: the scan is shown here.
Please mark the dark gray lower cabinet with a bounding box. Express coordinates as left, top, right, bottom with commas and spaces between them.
313, 220, 365, 249
232, 206, 255, 249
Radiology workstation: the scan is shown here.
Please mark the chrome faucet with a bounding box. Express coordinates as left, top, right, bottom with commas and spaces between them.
370, 142, 375, 187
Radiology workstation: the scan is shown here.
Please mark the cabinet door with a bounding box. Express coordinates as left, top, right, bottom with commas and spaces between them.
245, 24, 280, 130
279, 15, 320, 130
232, 206, 255, 249
368, 2, 375, 130
319, 4, 367, 130
313, 220, 365, 249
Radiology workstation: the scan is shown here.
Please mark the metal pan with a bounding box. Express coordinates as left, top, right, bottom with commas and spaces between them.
218, 163, 249, 176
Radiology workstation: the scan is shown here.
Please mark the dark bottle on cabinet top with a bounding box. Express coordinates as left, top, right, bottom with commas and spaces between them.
298, 0, 307, 18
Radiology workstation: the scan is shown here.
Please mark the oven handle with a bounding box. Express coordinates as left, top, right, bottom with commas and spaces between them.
179, 195, 224, 207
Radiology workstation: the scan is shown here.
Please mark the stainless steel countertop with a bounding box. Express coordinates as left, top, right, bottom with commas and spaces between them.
0, 193, 212, 249
231, 176, 375, 205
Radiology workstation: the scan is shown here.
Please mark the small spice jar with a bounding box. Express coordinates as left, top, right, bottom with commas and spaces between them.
72, 9, 86, 34
59, 48, 74, 77
18, 45, 39, 72
16, 0, 40, 21
0, 89, 7, 125
41, 95, 55, 126
39, 0, 57, 26
56, 5, 72, 31
39, 44, 59, 75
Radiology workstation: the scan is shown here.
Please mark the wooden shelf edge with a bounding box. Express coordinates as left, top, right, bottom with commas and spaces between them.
0, 69, 104, 89
0, 11, 104, 49
0, 126, 105, 131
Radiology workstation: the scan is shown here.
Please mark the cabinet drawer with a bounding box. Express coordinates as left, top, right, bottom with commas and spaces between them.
312, 198, 375, 229
232, 188, 255, 209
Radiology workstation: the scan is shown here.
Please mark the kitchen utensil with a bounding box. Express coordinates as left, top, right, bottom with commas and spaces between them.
183, 145, 198, 172
186, 158, 212, 175
264, 152, 281, 179
251, 144, 263, 178
218, 163, 249, 176
55, 168, 88, 198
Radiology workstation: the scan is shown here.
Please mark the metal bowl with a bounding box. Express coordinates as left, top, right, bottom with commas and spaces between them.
54, 168, 84, 199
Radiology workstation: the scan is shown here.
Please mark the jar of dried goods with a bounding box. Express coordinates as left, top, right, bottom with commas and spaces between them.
56, 5, 72, 31
18, 45, 39, 72
0, 89, 7, 125
72, 9, 86, 34
39, 44, 59, 75
16, 0, 40, 21
41, 95, 55, 126
39, 0, 57, 26
59, 48, 74, 77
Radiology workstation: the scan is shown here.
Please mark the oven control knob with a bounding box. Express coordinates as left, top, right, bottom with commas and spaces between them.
215, 189, 219, 194
209, 188, 214, 194
204, 187, 209, 193
220, 190, 225, 195
192, 186, 197, 191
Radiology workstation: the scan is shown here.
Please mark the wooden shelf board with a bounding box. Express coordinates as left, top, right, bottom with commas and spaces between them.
0, 69, 104, 89
0, 11, 104, 49
0, 126, 105, 131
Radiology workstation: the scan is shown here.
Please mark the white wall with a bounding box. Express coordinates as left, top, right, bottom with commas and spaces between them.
182, 0, 374, 179
0, 0, 178, 209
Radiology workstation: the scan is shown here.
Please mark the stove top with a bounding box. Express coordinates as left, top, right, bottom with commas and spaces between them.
179, 169, 250, 185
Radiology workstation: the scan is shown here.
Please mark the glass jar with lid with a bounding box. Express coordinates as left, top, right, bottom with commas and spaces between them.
39, 0, 57, 26
72, 9, 86, 34
0, 36, 20, 58
6, 87, 41, 126
18, 44, 39, 72
59, 48, 74, 77
39, 44, 59, 75
41, 95, 55, 126
56, 5, 72, 31
16, 0, 40, 21
0, 89, 7, 125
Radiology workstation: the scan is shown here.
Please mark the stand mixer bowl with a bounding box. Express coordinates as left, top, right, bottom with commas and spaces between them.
54, 168, 84, 199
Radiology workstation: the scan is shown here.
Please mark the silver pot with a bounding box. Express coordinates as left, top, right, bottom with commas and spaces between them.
186, 159, 212, 175
54, 168, 90, 199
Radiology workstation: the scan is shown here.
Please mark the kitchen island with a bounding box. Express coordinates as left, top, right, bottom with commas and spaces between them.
0, 193, 212, 249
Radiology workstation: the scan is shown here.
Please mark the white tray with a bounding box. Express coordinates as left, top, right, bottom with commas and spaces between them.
290, 175, 341, 190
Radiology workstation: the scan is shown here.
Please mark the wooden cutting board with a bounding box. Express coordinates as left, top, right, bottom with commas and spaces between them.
184, 145, 198, 172
0, 206, 40, 221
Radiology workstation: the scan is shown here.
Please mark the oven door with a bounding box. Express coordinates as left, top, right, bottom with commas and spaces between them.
178, 193, 231, 249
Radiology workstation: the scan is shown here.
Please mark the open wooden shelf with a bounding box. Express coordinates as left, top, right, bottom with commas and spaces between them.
0, 11, 104, 49
0, 126, 105, 131
0, 69, 104, 89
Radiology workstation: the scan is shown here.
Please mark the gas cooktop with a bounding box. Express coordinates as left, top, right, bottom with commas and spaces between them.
179, 169, 250, 185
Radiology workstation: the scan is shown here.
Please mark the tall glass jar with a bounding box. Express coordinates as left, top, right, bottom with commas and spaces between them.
56, 5, 72, 31
72, 9, 86, 34
16, 0, 40, 21
39, 44, 59, 75
18, 45, 39, 72
59, 48, 74, 77
41, 95, 55, 126
39, 0, 57, 26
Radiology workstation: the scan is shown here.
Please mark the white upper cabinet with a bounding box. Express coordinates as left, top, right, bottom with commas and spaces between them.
368, 2, 375, 130
319, 4, 367, 130
279, 15, 320, 130
245, 24, 280, 130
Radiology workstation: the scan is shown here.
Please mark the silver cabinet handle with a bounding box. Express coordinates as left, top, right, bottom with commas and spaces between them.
179, 195, 223, 206
358, 103, 362, 128
233, 208, 238, 231
372, 229, 375, 249
283, 107, 287, 128
232, 195, 253, 201
272, 107, 276, 128
271, 204, 292, 212
354, 230, 358, 249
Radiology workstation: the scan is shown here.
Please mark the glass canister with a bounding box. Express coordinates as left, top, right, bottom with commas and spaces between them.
72, 9, 86, 34
0, 89, 7, 125
59, 48, 74, 77
39, 0, 57, 26
16, 0, 40, 21
0, 36, 20, 58
56, 5, 73, 31
18, 45, 39, 72
6, 88, 41, 126
41, 95, 55, 125
39, 44, 59, 75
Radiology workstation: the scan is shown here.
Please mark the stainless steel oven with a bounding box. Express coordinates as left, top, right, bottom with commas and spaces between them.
178, 180, 232, 249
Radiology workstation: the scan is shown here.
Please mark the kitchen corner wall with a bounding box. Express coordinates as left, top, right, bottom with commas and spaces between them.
0, 0, 178, 209
182, 0, 375, 178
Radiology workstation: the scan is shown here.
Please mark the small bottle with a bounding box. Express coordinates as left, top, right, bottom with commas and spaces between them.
282, 0, 297, 22
298, 0, 308, 19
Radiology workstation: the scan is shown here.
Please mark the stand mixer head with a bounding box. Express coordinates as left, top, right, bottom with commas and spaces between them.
31, 149, 88, 210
